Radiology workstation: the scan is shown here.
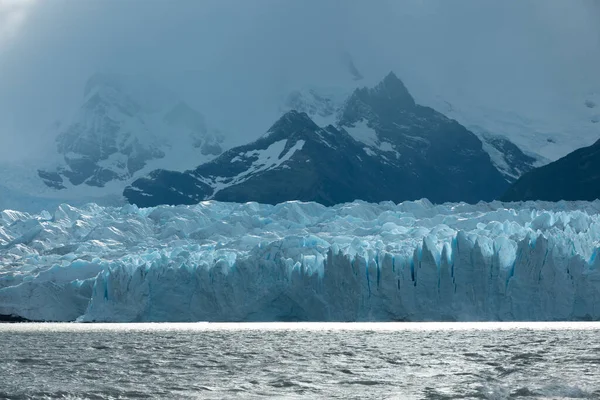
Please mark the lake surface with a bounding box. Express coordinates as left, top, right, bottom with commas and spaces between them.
0, 322, 599, 399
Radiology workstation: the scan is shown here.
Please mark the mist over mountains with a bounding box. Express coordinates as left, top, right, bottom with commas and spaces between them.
0, 1, 598, 210
1, 1, 599, 163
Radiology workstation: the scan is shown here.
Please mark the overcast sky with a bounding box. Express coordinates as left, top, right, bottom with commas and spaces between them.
0, 0, 599, 161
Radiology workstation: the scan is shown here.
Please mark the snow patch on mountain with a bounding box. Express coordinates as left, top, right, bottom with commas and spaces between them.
422, 92, 600, 164
344, 119, 378, 146
213, 139, 305, 196
280, 86, 350, 128
344, 120, 401, 160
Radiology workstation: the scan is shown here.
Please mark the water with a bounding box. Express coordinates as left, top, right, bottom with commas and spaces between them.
0, 322, 599, 400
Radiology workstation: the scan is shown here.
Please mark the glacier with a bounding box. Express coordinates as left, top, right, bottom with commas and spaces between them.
0, 200, 599, 322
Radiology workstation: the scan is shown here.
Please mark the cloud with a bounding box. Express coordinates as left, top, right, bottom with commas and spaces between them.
0, 0, 599, 162
0, 0, 35, 50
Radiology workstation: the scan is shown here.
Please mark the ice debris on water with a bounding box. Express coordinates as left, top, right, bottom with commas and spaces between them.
0, 199, 599, 322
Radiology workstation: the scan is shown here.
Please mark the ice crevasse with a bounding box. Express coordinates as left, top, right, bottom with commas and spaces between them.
0, 199, 599, 322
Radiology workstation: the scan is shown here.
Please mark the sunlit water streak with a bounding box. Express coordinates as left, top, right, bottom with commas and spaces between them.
0, 322, 599, 399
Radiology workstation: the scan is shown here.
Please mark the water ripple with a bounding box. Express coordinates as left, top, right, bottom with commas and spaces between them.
0, 322, 598, 399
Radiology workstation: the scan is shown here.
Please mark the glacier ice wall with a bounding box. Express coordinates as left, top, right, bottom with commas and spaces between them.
0, 200, 599, 322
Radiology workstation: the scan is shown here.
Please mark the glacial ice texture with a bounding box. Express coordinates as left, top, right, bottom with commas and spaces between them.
1, 199, 599, 322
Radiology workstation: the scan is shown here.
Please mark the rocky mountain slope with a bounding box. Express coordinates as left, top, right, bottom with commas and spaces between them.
280, 79, 540, 184
125, 73, 509, 207
502, 137, 600, 202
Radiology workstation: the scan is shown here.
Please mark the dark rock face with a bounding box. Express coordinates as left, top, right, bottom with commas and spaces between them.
502, 138, 600, 202
125, 73, 509, 207
335, 72, 509, 203
0, 314, 33, 323
338, 72, 416, 125
37, 170, 65, 190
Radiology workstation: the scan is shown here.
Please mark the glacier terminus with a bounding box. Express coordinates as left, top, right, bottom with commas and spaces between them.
0, 199, 599, 322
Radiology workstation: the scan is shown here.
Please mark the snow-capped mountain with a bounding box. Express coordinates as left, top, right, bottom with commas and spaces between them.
280, 87, 349, 128
279, 77, 540, 183
503, 137, 600, 202
124, 73, 508, 207
37, 73, 225, 191
429, 92, 600, 165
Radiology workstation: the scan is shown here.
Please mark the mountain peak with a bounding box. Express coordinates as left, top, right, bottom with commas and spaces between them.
338, 72, 416, 126
383, 70, 400, 82
281, 109, 312, 120
373, 71, 415, 108
268, 110, 319, 133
